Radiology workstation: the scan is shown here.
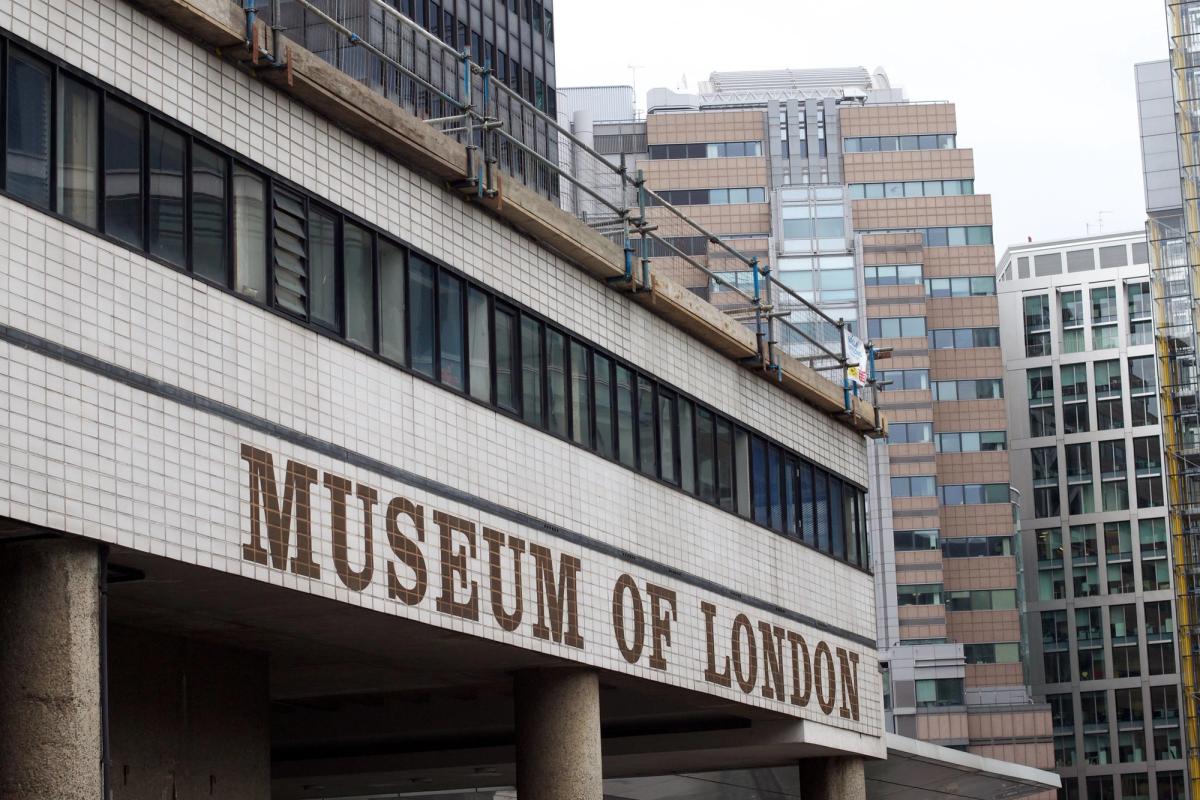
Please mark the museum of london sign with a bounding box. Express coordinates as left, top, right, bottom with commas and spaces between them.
239, 443, 874, 730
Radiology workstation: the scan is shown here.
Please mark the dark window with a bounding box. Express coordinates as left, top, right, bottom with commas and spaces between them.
696, 407, 716, 502
493, 304, 518, 412
408, 255, 437, 377
815, 470, 829, 552
378, 239, 406, 364
715, 418, 734, 512
751, 437, 769, 525
830, 479, 845, 558
615, 365, 635, 467
800, 462, 815, 547
190, 144, 227, 283
57, 76, 99, 226
783, 456, 798, 537
569, 341, 590, 447
520, 315, 544, 425
343, 221, 374, 348
678, 398, 695, 493
271, 189, 307, 317
735, 429, 751, 518
593, 353, 614, 458
148, 121, 186, 265
545, 328, 568, 436
6, 49, 52, 208
658, 390, 676, 484
467, 286, 491, 403
768, 445, 783, 531
637, 375, 657, 475
439, 273, 465, 390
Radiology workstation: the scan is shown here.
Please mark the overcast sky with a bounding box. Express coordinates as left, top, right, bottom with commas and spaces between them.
554, 0, 1167, 256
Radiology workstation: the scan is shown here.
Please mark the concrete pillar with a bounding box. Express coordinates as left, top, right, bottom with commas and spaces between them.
0, 537, 103, 800
800, 756, 866, 800
109, 626, 271, 800
514, 668, 603, 800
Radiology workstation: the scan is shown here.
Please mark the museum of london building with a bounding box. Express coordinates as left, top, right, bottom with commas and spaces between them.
0, 1, 1059, 798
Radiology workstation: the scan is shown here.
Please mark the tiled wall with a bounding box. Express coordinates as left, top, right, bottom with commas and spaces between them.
0, 0, 884, 744
840, 103, 959, 138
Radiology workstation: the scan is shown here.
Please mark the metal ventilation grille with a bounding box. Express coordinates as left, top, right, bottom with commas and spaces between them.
273, 190, 308, 317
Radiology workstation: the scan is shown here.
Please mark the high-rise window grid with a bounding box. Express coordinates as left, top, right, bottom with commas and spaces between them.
843, 133, 956, 152
850, 179, 974, 199
1024, 294, 1052, 356
1128, 281, 1153, 345
1135, 436, 1165, 509
864, 264, 922, 286
925, 276, 995, 297
647, 140, 763, 160
1033, 446, 1060, 518
1091, 285, 1119, 350
1029, 367, 1056, 437
1095, 359, 1124, 431
1130, 355, 1160, 427
1061, 363, 1089, 434
1059, 289, 1086, 353
935, 431, 1007, 452
1105, 522, 1136, 598
1100, 439, 1129, 512
1141, 518, 1170, 591
1066, 442, 1095, 514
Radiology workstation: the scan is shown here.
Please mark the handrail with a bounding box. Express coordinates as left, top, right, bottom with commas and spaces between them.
247, 0, 873, 407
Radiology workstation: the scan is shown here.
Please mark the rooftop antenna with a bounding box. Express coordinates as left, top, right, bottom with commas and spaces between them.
1085, 211, 1112, 236
628, 63, 645, 117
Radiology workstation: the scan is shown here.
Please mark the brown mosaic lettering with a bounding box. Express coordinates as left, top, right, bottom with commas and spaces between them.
529, 544, 584, 649
384, 496, 427, 605
435, 510, 480, 621
813, 641, 837, 715
482, 527, 525, 632
612, 574, 645, 664
240, 444, 320, 578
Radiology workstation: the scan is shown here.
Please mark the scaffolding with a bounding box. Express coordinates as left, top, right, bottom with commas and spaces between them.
239, 0, 873, 409
1159, 3, 1200, 794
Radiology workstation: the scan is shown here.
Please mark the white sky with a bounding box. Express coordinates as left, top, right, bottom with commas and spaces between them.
554, 0, 1168, 255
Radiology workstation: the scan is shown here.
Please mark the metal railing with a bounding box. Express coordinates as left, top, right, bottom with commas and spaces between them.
242, 0, 873, 409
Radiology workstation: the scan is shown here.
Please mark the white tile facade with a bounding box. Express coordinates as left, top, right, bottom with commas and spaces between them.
0, 0, 882, 750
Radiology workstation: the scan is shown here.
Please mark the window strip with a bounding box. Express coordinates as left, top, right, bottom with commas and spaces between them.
0, 29, 870, 572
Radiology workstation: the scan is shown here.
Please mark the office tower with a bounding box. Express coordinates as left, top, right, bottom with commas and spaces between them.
567, 68, 1055, 781
258, 0, 560, 194
998, 233, 1186, 800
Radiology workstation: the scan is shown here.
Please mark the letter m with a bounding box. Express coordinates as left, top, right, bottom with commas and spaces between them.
529, 544, 584, 649
241, 444, 320, 577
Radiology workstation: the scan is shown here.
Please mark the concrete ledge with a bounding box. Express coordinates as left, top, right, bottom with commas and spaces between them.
125, 0, 882, 436
867, 733, 1060, 800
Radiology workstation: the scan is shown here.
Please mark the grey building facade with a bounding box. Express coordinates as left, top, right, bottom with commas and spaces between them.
998, 233, 1187, 800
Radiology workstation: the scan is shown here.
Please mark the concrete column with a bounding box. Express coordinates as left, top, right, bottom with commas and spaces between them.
0, 537, 103, 800
800, 756, 866, 800
514, 668, 603, 800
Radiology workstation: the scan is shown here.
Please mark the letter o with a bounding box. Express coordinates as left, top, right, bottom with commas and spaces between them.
731, 613, 758, 694
612, 574, 645, 664
813, 641, 837, 714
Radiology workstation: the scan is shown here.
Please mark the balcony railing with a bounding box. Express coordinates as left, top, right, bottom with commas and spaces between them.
241, 0, 871, 403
